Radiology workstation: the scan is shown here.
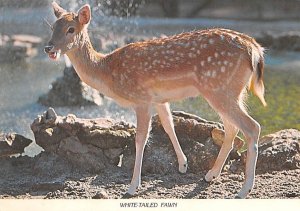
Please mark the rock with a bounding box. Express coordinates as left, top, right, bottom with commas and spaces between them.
57, 136, 108, 172
211, 128, 244, 151
11, 34, 42, 47
122, 111, 241, 174
0, 34, 41, 62
59, 136, 90, 154
38, 66, 103, 107
124, 36, 146, 45
32, 108, 246, 175
31, 108, 300, 176
33, 109, 221, 174
0, 132, 32, 157
33, 152, 72, 177
92, 189, 109, 199
31, 108, 136, 173
211, 128, 243, 159
256, 31, 300, 51
251, 129, 300, 173
31, 181, 64, 193
45, 107, 58, 120
31, 108, 68, 152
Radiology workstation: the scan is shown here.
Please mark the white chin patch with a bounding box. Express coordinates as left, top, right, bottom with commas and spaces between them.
48, 50, 61, 60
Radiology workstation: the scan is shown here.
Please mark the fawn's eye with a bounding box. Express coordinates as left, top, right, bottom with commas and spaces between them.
67, 27, 75, 34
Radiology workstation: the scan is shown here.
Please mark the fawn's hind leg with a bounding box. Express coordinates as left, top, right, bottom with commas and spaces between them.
155, 103, 188, 173
204, 91, 260, 198
205, 117, 239, 182
230, 110, 260, 199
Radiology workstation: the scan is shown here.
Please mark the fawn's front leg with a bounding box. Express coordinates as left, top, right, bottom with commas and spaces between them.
155, 103, 188, 173
125, 105, 152, 197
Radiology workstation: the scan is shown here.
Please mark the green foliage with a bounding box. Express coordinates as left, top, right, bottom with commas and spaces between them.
172, 67, 300, 136
248, 68, 300, 135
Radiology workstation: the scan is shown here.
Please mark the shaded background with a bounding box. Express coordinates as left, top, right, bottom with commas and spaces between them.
0, 0, 299, 156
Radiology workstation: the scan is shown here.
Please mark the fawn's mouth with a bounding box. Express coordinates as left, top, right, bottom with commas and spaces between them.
48, 50, 61, 60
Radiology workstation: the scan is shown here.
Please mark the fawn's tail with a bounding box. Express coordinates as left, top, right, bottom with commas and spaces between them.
249, 47, 267, 107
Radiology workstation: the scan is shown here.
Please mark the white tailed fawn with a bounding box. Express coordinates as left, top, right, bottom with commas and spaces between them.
45, 2, 266, 198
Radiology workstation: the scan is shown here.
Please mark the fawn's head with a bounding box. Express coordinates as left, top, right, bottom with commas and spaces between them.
44, 2, 91, 60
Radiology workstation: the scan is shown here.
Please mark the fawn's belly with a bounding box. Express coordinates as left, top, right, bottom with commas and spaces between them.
149, 85, 199, 103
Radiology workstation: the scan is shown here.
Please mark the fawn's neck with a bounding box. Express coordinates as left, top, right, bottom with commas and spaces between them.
66, 29, 113, 91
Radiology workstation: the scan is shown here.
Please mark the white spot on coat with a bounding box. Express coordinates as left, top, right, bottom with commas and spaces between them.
201, 44, 208, 49
212, 70, 217, 78
221, 66, 226, 72
188, 53, 196, 58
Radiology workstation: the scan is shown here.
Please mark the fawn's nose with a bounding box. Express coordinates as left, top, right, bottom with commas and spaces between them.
44, 45, 54, 53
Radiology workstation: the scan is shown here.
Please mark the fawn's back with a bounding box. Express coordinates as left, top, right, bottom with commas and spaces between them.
107, 28, 263, 105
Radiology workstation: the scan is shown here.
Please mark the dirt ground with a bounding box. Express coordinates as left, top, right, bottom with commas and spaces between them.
0, 156, 299, 199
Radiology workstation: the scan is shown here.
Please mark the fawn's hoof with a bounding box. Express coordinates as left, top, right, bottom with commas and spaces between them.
204, 177, 211, 183
204, 171, 217, 182
179, 162, 188, 174
122, 193, 134, 199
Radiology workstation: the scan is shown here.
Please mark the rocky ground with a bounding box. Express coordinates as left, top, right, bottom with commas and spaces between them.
0, 108, 299, 199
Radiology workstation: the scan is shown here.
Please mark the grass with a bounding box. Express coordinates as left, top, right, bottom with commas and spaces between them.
172, 67, 300, 136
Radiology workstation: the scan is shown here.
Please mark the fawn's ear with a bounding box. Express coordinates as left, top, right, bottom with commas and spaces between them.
52, 1, 66, 18
77, 4, 91, 25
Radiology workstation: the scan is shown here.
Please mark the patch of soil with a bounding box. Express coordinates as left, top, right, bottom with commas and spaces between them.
0, 157, 299, 199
